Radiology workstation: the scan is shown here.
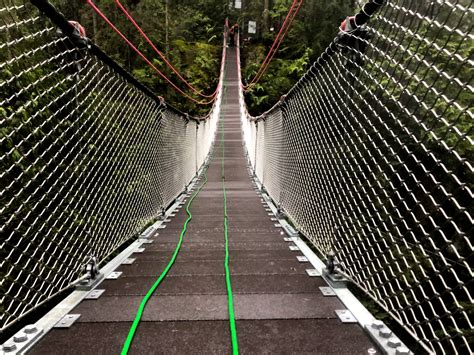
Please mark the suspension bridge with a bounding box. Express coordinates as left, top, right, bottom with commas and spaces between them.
1, 0, 472, 354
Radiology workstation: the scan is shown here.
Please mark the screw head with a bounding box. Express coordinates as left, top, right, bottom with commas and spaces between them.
24, 324, 38, 334
3, 341, 17, 352
387, 337, 402, 348
371, 320, 384, 329
396, 346, 410, 355
13, 332, 28, 343
379, 327, 392, 338
367, 348, 377, 354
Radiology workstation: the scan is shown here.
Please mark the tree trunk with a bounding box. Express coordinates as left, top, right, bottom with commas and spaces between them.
165, 0, 170, 57
92, 12, 98, 45
263, 0, 269, 31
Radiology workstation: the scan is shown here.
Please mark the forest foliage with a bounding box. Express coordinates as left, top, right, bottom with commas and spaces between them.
54, 0, 353, 115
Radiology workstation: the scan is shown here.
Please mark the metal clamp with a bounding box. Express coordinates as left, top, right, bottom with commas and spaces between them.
322, 250, 348, 288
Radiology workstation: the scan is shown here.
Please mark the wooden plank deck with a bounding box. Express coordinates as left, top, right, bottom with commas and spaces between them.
29, 48, 376, 354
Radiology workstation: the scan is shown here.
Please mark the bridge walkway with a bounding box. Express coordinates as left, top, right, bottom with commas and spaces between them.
29, 48, 375, 354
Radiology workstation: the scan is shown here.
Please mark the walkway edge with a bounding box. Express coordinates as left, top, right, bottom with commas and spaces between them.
14, 165, 209, 354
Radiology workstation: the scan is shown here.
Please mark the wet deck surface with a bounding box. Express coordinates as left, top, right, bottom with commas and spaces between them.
30, 48, 376, 354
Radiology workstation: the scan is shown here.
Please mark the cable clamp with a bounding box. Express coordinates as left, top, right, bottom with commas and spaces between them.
158, 207, 166, 220
322, 250, 348, 288
158, 96, 167, 108
83, 255, 99, 281
276, 205, 286, 219
277, 94, 287, 107
76, 254, 104, 290
339, 16, 359, 34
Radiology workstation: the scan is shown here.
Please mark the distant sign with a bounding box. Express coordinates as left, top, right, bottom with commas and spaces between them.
235, 0, 241, 9
248, 20, 256, 34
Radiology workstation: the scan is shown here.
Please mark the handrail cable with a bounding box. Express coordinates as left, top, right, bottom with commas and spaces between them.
114, 0, 219, 99
86, 0, 215, 105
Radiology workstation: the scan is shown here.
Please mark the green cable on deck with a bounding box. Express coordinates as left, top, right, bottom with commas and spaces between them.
221, 63, 239, 354
121, 168, 209, 354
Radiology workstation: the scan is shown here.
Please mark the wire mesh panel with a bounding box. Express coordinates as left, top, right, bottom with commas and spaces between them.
0, 0, 218, 332
261, 110, 284, 204
242, 0, 473, 353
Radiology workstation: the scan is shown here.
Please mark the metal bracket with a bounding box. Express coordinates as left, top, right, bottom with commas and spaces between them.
157, 207, 166, 220
54, 314, 81, 328
1, 325, 43, 354
322, 267, 349, 288
365, 320, 412, 355
296, 255, 309, 262
335, 309, 357, 323
84, 289, 105, 300
76, 271, 104, 291
279, 220, 299, 238
76, 256, 104, 291
276, 206, 286, 219
105, 271, 122, 280
289, 245, 300, 251
322, 250, 348, 288
319, 286, 336, 296
122, 258, 136, 265
140, 225, 156, 240
305, 269, 321, 277
76, 255, 103, 291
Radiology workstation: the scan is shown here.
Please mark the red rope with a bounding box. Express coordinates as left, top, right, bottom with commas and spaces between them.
86, 0, 215, 105
247, 0, 302, 90
249, 0, 298, 83
244, 0, 303, 91
114, 0, 218, 99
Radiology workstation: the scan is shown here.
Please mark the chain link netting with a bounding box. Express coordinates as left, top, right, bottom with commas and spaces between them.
242, 0, 472, 353
0, 0, 219, 332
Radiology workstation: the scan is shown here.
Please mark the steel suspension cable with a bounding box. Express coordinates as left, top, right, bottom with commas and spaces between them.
86, 0, 215, 105
114, 0, 218, 99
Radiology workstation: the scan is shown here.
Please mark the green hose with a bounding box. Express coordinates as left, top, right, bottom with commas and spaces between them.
121, 168, 209, 354
121, 50, 238, 355
220, 67, 239, 355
